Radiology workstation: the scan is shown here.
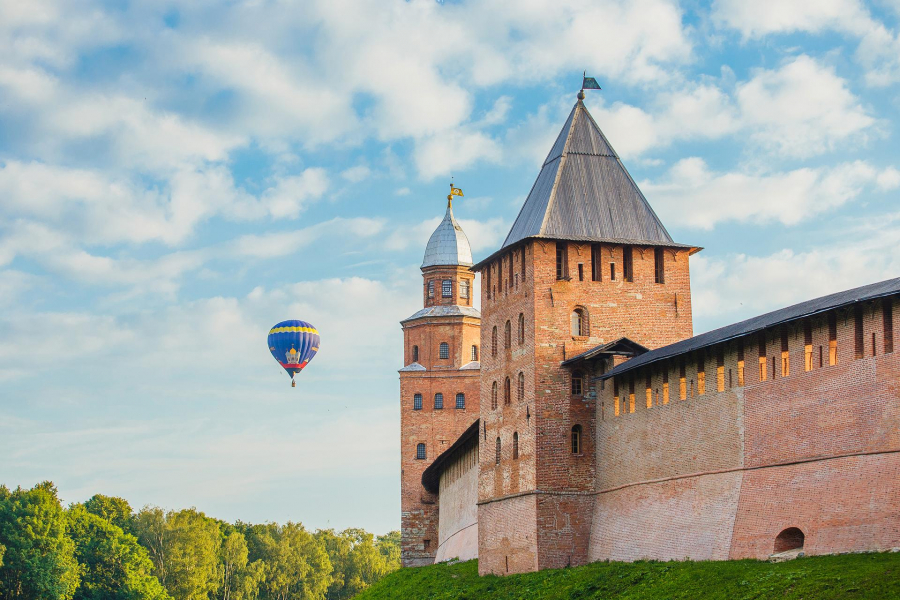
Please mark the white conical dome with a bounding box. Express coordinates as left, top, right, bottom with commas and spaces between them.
422, 202, 473, 268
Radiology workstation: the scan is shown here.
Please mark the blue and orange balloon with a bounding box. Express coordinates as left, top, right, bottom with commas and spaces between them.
267, 320, 320, 387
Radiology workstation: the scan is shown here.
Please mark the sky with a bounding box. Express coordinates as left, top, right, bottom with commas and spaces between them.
2, 0, 900, 535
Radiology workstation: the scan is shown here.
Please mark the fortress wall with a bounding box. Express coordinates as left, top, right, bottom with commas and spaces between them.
589, 472, 743, 562
535, 493, 595, 570
591, 372, 745, 562
478, 494, 538, 575
596, 383, 744, 491
593, 298, 900, 562
729, 453, 900, 558
435, 443, 480, 563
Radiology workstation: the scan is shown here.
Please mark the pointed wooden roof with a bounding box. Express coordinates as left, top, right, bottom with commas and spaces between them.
474, 97, 696, 269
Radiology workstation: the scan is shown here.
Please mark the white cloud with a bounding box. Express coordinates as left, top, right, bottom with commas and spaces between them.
340, 165, 371, 183
580, 56, 876, 160
713, 0, 900, 86
692, 211, 900, 331
735, 56, 876, 158
712, 0, 873, 38
644, 158, 897, 229
259, 169, 330, 219
414, 130, 502, 180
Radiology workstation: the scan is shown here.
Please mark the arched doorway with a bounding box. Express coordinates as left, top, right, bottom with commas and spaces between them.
774, 527, 805, 553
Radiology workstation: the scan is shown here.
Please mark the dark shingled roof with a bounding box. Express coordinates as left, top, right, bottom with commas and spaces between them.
421, 418, 479, 494
560, 337, 649, 366
601, 276, 900, 381
474, 98, 695, 270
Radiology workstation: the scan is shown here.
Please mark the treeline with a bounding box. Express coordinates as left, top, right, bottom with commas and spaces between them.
0, 482, 400, 600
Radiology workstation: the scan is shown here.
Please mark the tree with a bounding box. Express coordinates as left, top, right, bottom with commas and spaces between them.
375, 531, 400, 574
66, 504, 171, 600
245, 523, 331, 600
133, 508, 221, 600
83, 495, 133, 534
220, 529, 263, 600
0, 482, 80, 600
316, 529, 399, 600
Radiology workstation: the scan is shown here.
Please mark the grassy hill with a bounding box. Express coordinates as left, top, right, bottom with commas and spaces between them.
355, 552, 900, 600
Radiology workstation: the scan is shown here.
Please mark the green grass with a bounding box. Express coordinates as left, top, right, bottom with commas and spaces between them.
355, 552, 900, 600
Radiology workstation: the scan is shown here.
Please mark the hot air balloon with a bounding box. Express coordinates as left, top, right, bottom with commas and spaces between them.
267, 320, 320, 387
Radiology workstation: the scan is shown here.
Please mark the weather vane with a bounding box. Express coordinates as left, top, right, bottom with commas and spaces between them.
579, 71, 602, 100
448, 179, 463, 208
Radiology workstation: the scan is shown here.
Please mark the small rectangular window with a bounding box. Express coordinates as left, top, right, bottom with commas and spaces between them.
717, 366, 725, 392
828, 312, 838, 365
662, 370, 669, 404
521, 246, 526, 281
679, 363, 686, 400
884, 300, 894, 354
697, 359, 705, 396
613, 379, 620, 417
456, 393, 465, 409
628, 378, 635, 413
460, 280, 469, 299
413, 394, 423, 411
645, 373, 652, 408
654, 248, 665, 284
591, 244, 602, 281
623, 246, 633, 282
416, 443, 426, 459
442, 279, 452, 298
577, 263, 584, 281
439, 342, 449, 359
781, 328, 790, 377
556, 243, 568, 280
434, 393, 443, 410
427, 281, 434, 298
610, 263, 616, 281
854, 305, 864, 359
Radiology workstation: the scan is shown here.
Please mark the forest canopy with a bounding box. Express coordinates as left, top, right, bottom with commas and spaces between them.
0, 482, 399, 600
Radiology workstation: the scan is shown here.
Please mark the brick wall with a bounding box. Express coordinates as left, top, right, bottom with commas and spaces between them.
434, 441, 479, 563
400, 265, 482, 567
477, 240, 694, 574
595, 296, 900, 561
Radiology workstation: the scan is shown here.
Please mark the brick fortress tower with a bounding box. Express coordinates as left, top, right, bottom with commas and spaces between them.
399, 192, 481, 566
471, 92, 699, 574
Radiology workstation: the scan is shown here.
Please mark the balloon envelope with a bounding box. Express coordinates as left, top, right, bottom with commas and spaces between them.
267, 320, 320, 381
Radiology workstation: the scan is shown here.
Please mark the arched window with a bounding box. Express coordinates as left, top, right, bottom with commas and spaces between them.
571, 425, 582, 454
471, 345, 478, 361
513, 432, 519, 459
517, 372, 525, 402
504, 377, 511, 405
774, 528, 805, 553
495, 437, 501, 465
413, 394, 422, 410
434, 393, 443, 410
416, 443, 426, 460
456, 393, 465, 409
492, 327, 498, 357
518, 313, 525, 345
571, 308, 587, 337
504, 320, 511, 349
491, 381, 498, 410
439, 342, 449, 359
571, 370, 584, 396
412, 345, 419, 363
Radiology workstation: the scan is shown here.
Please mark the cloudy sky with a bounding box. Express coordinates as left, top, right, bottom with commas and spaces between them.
2, 0, 900, 534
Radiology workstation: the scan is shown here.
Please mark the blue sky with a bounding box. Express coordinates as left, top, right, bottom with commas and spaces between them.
2, 0, 900, 535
